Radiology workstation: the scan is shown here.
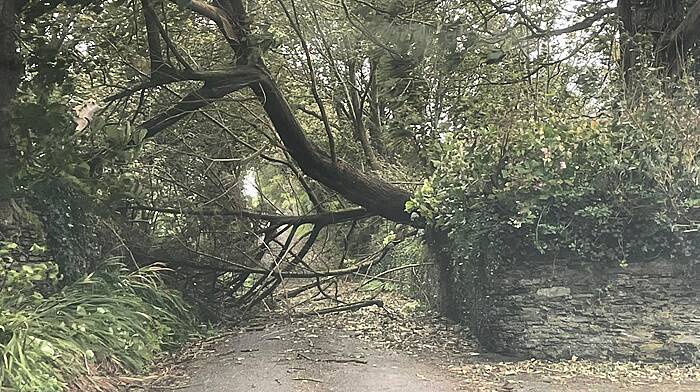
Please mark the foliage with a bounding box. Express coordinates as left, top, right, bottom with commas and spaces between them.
0, 252, 195, 392
408, 76, 700, 325
11, 7, 150, 206
0, 242, 58, 295
28, 177, 104, 283
2, 0, 699, 348
381, 234, 439, 302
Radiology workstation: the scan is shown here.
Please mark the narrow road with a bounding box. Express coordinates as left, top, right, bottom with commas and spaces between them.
131, 298, 700, 392
178, 324, 464, 391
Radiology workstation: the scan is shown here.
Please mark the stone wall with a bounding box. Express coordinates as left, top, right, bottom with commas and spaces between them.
482, 258, 700, 363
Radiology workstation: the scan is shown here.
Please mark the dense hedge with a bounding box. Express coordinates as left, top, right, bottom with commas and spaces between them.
408, 83, 700, 331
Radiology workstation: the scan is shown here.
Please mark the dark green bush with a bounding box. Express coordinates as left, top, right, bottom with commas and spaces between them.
408, 81, 700, 327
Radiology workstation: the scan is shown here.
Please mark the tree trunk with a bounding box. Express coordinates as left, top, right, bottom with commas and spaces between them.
252, 70, 413, 224
139, 0, 415, 223
426, 228, 457, 320
617, 0, 694, 82
140, 68, 414, 224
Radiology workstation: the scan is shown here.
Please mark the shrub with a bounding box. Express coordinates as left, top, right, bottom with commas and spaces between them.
408, 80, 700, 330
0, 250, 195, 391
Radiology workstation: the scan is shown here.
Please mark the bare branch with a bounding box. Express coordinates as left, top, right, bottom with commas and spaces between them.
525, 7, 617, 39
180, 0, 240, 43
277, 0, 337, 164
129, 205, 372, 226
297, 299, 383, 317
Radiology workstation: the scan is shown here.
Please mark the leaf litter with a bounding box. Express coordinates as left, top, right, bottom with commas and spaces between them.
121, 284, 700, 391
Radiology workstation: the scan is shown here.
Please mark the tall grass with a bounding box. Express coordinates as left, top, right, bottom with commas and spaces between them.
0, 258, 196, 391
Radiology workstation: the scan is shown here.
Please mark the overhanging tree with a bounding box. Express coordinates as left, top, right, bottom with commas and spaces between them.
3, 0, 700, 319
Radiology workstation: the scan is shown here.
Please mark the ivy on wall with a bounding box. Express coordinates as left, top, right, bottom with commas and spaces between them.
408, 80, 700, 331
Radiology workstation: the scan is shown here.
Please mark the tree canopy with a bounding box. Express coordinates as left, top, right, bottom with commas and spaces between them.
0, 0, 699, 362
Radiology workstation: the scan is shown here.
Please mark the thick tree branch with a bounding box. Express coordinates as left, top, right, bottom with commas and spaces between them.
180, 0, 240, 43
253, 72, 414, 224
298, 299, 383, 316
141, 0, 169, 76
153, 246, 382, 278
138, 2, 415, 224
104, 68, 261, 102
136, 65, 414, 223
140, 67, 263, 137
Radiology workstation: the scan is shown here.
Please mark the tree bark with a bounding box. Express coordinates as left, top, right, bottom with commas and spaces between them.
659, 0, 700, 74
253, 72, 413, 224
138, 66, 414, 224
617, 0, 694, 81
168, 0, 413, 224
141, 0, 168, 76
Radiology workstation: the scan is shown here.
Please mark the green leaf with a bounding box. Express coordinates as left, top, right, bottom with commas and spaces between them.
90, 115, 106, 132
104, 124, 123, 145
72, 162, 91, 178
29, 243, 47, 255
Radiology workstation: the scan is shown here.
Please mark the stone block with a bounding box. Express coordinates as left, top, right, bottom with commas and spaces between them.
536, 286, 571, 298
